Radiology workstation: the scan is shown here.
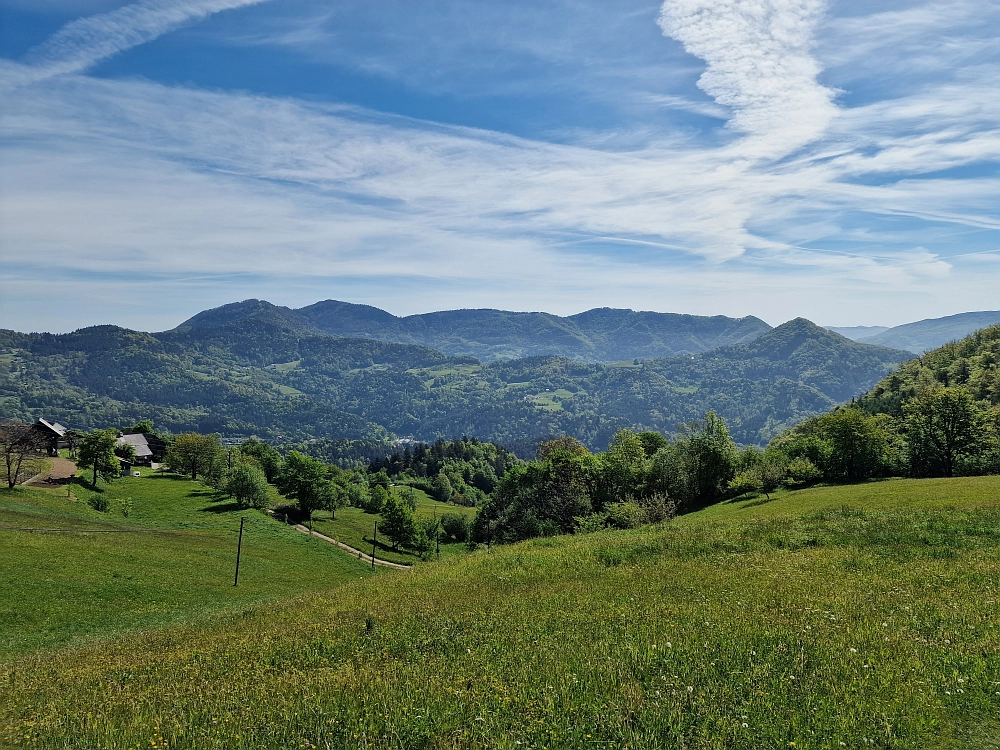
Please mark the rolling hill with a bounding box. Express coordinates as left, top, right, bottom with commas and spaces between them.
0, 312, 912, 451
5, 475, 1000, 748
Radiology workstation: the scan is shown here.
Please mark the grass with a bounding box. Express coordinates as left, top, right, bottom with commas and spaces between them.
0, 468, 373, 660
5, 476, 1000, 748
308, 487, 477, 565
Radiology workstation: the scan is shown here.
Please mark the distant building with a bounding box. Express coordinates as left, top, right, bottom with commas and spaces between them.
33, 418, 67, 456
117, 432, 167, 465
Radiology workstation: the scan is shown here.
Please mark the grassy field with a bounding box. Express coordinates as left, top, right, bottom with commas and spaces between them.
308, 486, 477, 565
4, 476, 1000, 748
0, 469, 374, 660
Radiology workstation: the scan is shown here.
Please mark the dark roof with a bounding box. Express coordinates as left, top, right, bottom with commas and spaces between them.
117, 433, 153, 458
34, 418, 67, 437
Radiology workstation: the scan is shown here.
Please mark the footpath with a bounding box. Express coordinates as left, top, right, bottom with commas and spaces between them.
23, 458, 77, 488
290, 523, 412, 570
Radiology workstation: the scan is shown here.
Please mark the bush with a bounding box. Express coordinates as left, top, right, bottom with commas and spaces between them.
440, 512, 470, 543
88, 494, 110, 512
605, 502, 646, 530
225, 462, 270, 509
786, 457, 822, 486
642, 493, 676, 524
729, 469, 763, 497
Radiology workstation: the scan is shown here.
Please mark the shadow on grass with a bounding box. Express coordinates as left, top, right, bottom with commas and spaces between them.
146, 473, 191, 482
199, 501, 244, 514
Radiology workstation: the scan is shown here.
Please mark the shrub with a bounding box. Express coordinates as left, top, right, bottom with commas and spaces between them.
786, 457, 822, 486
605, 502, 646, 530
440, 512, 470, 542
88, 494, 110, 512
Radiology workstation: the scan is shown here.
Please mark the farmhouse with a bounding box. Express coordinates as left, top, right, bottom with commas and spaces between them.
116, 433, 166, 466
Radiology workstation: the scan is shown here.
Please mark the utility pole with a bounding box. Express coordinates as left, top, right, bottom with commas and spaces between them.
233, 517, 244, 586
435, 504, 440, 560
371, 521, 378, 570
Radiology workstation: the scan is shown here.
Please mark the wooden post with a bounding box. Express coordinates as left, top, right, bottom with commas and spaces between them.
371, 521, 378, 570
435, 503, 440, 560
233, 517, 244, 586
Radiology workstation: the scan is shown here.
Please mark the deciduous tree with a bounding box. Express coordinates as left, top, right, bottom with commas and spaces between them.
0, 420, 47, 488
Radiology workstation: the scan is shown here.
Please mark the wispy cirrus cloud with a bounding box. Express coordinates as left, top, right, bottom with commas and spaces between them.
2, 0, 269, 89
1, 0, 999, 332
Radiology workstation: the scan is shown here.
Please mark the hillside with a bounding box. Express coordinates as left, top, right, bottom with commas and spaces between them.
858, 321, 1000, 416
5, 476, 1000, 748
859, 310, 1000, 353
0, 317, 912, 450
180, 298, 773, 362
0, 470, 373, 658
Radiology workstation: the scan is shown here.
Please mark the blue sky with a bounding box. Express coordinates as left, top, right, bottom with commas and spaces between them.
1, 0, 998, 333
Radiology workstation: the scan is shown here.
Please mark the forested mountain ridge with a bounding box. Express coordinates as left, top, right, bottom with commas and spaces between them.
178, 298, 773, 362
858, 322, 1000, 416
0, 313, 912, 452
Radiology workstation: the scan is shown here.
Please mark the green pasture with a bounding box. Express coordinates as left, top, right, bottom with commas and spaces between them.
0, 469, 373, 660
5, 476, 1000, 748
308, 486, 477, 565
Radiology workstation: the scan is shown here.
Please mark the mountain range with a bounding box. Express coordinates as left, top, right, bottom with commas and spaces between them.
1, 301, 913, 453
178, 299, 771, 362
825, 310, 1000, 353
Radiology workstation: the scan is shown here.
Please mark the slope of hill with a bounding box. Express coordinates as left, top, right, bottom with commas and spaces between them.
5, 476, 1000, 748
182, 298, 773, 361
0, 316, 912, 450
859, 310, 1000, 353
0, 471, 372, 658
858, 321, 1000, 416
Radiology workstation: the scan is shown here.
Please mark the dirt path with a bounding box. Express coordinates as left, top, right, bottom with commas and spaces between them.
292, 524, 412, 570
23, 457, 77, 488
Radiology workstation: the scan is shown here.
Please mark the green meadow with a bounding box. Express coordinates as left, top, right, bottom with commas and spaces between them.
4, 476, 1000, 748
0, 470, 373, 659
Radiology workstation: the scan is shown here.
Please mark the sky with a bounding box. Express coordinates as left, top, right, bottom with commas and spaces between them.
1, 0, 998, 333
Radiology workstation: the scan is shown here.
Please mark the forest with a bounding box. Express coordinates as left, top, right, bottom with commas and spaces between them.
0, 314, 910, 453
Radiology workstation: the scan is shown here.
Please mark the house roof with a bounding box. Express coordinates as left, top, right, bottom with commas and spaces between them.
34, 418, 67, 437
117, 433, 153, 458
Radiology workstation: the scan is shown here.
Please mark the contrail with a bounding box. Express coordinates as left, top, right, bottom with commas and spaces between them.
4, 0, 270, 89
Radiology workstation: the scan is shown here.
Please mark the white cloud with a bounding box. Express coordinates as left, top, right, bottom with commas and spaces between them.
2, 0, 269, 89
1, 0, 999, 332
658, 0, 838, 159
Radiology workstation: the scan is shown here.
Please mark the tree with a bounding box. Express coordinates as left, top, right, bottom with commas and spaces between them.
78, 429, 121, 486
680, 411, 739, 506
127, 419, 154, 434
367, 484, 390, 514
536, 436, 589, 460
380, 493, 418, 550
0, 420, 47, 489
114, 441, 137, 463
905, 388, 983, 477
441, 511, 471, 542
275, 451, 334, 520
166, 433, 225, 481
325, 481, 347, 519
637, 431, 668, 458
431, 471, 454, 502
820, 408, 889, 480
239, 438, 284, 483
224, 461, 270, 509
600, 429, 647, 505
